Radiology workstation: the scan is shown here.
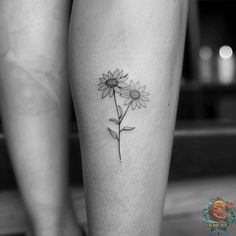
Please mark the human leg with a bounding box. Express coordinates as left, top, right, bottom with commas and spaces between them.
69, 0, 188, 235
0, 1, 81, 235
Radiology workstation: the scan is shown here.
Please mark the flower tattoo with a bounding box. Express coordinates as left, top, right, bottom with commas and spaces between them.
97, 69, 150, 162
121, 80, 149, 110
98, 69, 128, 98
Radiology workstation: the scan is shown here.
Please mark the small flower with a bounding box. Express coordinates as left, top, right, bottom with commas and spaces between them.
98, 69, 128, 98
121, 80, 150, 110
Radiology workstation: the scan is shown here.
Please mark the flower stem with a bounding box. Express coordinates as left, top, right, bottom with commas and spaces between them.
118, 140, 121, 163
120, 102, 131, 123
113, 91, 120, 119
113, 92, 122, 162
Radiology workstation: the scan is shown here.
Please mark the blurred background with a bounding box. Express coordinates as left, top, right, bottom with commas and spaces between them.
0, 1, 236, 235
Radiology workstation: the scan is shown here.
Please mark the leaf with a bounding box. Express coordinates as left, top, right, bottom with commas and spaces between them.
122, 126, 135, 131
108, 128, 119, 140
109, 118, 119, 125
118, 105, 123, 119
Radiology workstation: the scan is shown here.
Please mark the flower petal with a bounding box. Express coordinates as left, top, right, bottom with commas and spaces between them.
124, 86, 131, 92
118, 76, 128, 82
103, 73, 109, 80
120, 89, 129, 95
109, 88, 114, 97
124, 98, 133, 105
135, 81, 140, 90
108, 71, 112, 79
141, 92, 150, 96
139, 100, 146, 108
137, 100, 141, 108
113, 69, 119, 78
102, 87, 110, 98
141, 96, 149, 101
131, 100, 137, 110
117, 70, 124, 80
100, 77, 106, 83
98, 85, 107, 91
139, 85, 146, 92
98, 82, 105, 86
120, 89, 130, 97
114, 86, 121, 94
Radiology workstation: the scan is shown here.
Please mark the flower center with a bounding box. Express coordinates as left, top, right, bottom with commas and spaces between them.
106, 78, 118, 88
130, 90, 140, 100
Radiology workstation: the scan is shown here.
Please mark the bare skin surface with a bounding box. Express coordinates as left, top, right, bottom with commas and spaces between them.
0, 52, 63, 115
0, 1, 82, 236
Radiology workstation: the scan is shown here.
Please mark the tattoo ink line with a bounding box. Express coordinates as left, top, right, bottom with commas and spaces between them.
113, 92, 122, 161
98, 69, 150, 162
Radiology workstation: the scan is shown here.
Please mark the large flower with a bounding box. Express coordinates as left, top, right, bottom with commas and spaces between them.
121, 80, 150, 110
98, 69, 128, 98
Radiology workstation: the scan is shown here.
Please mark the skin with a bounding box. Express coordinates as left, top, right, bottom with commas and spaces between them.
0, 1, 81, 236
0, 0, 188, 235
69, 0, 188, 235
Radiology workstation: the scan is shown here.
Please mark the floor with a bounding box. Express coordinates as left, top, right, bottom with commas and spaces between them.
0, 176, 235, 236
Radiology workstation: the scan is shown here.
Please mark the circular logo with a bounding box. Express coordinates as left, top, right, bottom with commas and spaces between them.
203, 197, 235, 234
